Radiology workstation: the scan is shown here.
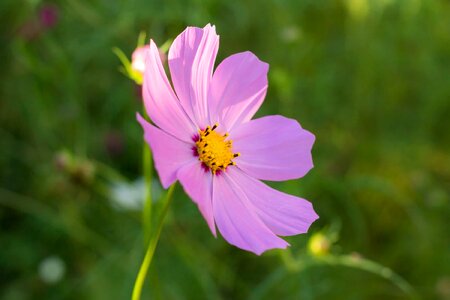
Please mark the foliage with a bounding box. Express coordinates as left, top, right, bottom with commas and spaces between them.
1, 0, 449, 299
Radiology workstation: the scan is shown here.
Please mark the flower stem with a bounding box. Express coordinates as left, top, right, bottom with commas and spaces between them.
142, 143, 153, 245
141, 102, 153, 246
279, 249, 306, 272
131, 184, 176, 300
318, 254, 417, 298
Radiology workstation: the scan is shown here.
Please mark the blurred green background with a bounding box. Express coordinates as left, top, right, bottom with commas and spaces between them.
1, 0, 449, 299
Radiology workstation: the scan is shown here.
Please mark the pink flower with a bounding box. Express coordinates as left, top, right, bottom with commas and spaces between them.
18, 4, 59, 40
39, 4, 59, 28
137, 24, 318, 255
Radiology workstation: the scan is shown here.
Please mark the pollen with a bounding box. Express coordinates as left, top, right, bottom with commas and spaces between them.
195, 123, 240, 175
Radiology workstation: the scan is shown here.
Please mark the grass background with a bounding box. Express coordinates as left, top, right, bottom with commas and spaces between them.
1, 0, 449, 299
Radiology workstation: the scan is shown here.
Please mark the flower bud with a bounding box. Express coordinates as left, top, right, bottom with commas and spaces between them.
131, 45, 166, 84
131, 45, 149, 78
308, 232, 331, 257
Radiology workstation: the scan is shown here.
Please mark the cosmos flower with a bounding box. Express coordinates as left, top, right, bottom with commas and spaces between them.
137, 24, 318, 255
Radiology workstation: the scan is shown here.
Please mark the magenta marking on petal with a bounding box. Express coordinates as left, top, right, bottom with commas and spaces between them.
192, 133, 200, 142
201, 162, 210, 173
191, 146, 199, 157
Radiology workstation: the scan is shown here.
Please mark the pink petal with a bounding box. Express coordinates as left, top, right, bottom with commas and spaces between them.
143, 40, 196, 142
137, 114, 195, 188
177, 161, 216, 236
213, 171, 289, 255
168, 24, 219, 127
227, 168, 319, 236
209, 51, 268, 131
231, 115, 315, 181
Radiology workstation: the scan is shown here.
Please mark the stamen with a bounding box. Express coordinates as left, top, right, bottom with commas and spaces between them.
195, 124, 238, 175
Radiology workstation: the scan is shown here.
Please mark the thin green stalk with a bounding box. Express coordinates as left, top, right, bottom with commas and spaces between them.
275, 251, 417, 299
131, 184, 176, 300
142, 143, 153, 245
318, 254, 417, 298
141, 102, 153, 246
137, 31, 147, 48
279, 249, 305, 272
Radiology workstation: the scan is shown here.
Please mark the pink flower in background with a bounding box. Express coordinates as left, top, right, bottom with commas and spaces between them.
39, 4, 59, 28
18, 4, 59, 40
137, 24, 318, 254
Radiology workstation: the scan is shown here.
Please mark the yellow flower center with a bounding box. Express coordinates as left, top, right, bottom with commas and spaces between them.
195, 124, 240, 175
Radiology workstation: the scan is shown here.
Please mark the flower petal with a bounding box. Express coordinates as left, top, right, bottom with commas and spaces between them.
227, 168, 319, 236
209, 51, 268, 131
137, 114, 195, 188
143, 40, 196, 142
231, 115, 315, 181
177, 161, 216, 236
168, 24, 219, 127
213, 171, 289, 255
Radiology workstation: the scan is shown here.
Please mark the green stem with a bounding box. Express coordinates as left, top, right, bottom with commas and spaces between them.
318, 254, 417, 298
131, 184, 176, 300
142, 143, 153, 245
141, 102, 153, 246
279, 249, 305, 272
276, 251, 417, 299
